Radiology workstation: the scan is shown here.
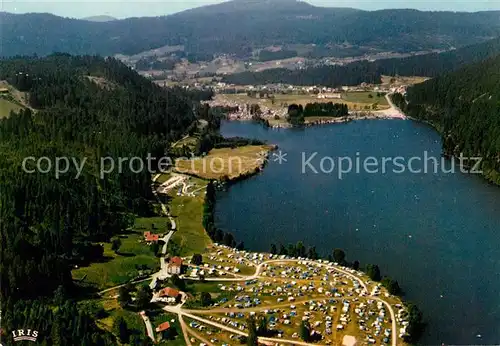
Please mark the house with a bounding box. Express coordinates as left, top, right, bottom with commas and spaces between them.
155, 322, 170, 333
166, 256, 183, 274
0, 88, 9, 94
144, 231, 159, 243
158, 287, 180, 299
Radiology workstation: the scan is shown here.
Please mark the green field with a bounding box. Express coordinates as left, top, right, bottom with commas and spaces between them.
150, 312, 186, 345
72, 231, 159, 290
175, 145, 272, 180
341, 91, 388, 105
134, 215, 171, 233
170, 193, 213, 256
0, 98, 23, 118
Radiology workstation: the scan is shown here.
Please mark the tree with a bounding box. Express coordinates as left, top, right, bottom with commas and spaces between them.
111, 238, 122, 254
191, 254, 203, 265
257, 315, 268, 336
113, 316, 130, 344
296, 241, 306, 258
246, 316, 258, 346
307, 246, 318, 260
333, 248, 346, 264
382, 277, 402, 295
136, 285, 152, 309
352, 260, 360, 270
151, 242, 160, 256
200, 292, 212, 307
404, 303, 426, 343
170, 274, 186, 291
118, 286, 132, 308
236, 241, 245, 251
53, 285, 66, 306
270, 243, 277, 255
299, 321, 310, 341
366, 264, 382, 281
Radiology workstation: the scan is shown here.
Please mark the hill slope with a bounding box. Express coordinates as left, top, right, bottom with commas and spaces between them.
392, 56, 500, 184
1, 0, 500, 57
82, 15, 117, 22
0, 54, 212, 343
223, 37, 500, 87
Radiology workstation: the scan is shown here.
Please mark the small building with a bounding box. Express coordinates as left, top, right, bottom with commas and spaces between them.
0, 88, 9, 94
155, 321, 171, 333
158, 287, 180, 299
144, 231, 159, 243
166, 256, 183, 274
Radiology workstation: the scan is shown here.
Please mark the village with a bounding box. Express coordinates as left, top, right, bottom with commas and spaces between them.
197, 81, 410, 127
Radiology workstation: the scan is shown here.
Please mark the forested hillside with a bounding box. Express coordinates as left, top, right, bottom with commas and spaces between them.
224, 37, 500, 87
391, 56, 500, 184
223, 60, 383, 87
1, 0, 500, 57
0, 54, 206, 344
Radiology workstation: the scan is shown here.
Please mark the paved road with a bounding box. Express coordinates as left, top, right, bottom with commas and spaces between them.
140, 312, 155, 342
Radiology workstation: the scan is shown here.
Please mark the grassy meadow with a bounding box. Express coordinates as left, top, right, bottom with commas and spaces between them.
72, 230, 159, 290
175, 145, 272, 180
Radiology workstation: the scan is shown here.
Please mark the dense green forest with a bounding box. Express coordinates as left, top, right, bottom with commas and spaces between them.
224, 37, 500, 87
0, 54, 207, 344
1, 0, 500, 57
287, 102, 349, 125
258, 49, 298, 62
224, 60, 383, 87
391, 55, 500, 184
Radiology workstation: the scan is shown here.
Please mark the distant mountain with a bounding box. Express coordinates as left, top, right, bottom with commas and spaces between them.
223, 37, 500, 86
82, 15, 117, 22
1, 0, 500, 57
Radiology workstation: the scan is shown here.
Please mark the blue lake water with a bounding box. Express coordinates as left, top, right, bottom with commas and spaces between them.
215, 119, 500, 344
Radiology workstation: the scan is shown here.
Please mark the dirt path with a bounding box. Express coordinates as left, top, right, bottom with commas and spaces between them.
186, 326, 214, 346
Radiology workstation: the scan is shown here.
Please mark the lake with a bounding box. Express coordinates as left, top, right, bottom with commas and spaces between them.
215, 119, 500, 344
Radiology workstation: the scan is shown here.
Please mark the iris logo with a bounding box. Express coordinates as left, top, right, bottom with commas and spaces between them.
12, 329, 39, 342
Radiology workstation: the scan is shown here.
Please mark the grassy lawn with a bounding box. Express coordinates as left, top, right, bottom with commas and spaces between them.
150, 312, 186, 345
78, 298, 145, 343
134, 215, 171, 233
175, 145, 273, 180
170, 193, 212, 256
0, 97, 23, 118
155, 173, 172, 184
185, 281, 222, 294
342, 91, 388, 105
72, 231, 159, 290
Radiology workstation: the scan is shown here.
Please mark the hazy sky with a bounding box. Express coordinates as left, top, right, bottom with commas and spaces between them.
1, 0, 499, 19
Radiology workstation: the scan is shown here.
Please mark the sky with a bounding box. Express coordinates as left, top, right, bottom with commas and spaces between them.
1, 0, 499, 19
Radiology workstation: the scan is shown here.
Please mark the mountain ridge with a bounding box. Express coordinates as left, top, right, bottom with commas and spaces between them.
1, 1, 500, 57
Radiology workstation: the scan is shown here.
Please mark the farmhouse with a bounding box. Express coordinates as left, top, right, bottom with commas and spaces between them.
166, 256, 183, 274
155, 322, 171, 333
144, 231, 159, 243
